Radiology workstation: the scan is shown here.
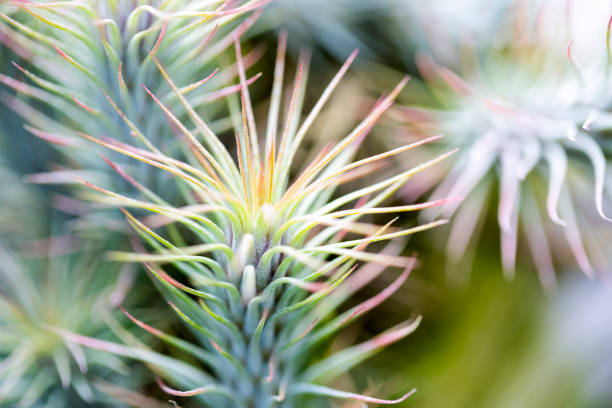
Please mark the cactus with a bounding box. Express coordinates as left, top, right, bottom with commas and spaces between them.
0, 242, 142, 406
0, 159, 149, 407
394, 0, 612, 288
0, 0, 265, 228
27, 24, 458, 405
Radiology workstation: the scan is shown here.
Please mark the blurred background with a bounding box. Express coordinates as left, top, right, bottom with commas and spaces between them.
1, 0, 612, 407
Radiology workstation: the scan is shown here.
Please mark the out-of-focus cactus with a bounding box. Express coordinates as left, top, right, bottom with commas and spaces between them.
0, 0, 266, 230
43, 30, 457, 406
0, 241, 140, 407
0, 159, 151, 406
393, 0, 612, 288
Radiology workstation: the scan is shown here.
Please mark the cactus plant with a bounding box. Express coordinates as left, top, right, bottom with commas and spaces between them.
0, 240, 143, 407
393, 0, 612, 288
0, 163, 149, 407
0, 0, 266, 234
32, 25, 459, 405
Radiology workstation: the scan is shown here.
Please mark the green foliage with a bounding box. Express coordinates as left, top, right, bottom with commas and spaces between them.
0, 0, 264, 213
54, 31, 455, 405
0, 242, 128, 406
0, 166, 148, 407
2, 1, 610, 408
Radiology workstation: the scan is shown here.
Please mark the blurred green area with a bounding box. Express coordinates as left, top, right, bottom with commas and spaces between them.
350, 235, 612, 408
